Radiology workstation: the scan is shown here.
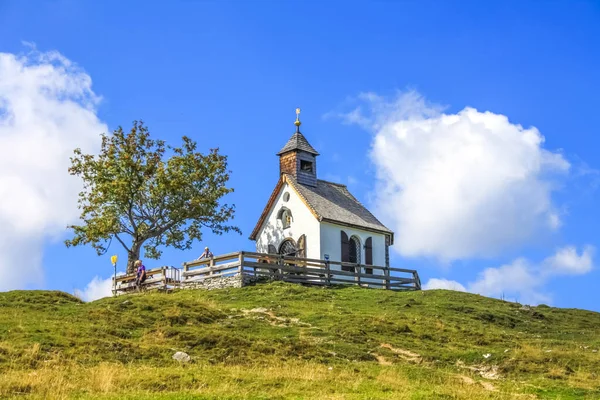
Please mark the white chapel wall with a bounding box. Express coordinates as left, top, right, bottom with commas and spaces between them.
320, 221, 387, 268
255, 182, 321, 258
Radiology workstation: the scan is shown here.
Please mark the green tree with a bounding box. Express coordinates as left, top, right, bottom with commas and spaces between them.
66, 121, 240, 273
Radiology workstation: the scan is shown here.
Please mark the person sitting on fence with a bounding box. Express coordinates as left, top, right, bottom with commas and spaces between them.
134, 260, 146, 289
197, 247, 214, 260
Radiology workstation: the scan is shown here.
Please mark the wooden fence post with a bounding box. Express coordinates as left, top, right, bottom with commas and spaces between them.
209, 257, 215, 276
182, 262, 187, 286
385, 267, 390, 290
238, 251, 244, 274
277, 255, 283, 280
414, 271, 421, 290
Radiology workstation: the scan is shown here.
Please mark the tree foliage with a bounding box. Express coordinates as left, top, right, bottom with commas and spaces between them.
66, 121, 240, 273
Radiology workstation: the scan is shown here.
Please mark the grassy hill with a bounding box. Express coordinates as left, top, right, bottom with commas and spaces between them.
0, 282, 598, 399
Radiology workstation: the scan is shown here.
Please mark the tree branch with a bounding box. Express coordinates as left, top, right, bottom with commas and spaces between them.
127, 201, 138, 234
114, 234, 131, 253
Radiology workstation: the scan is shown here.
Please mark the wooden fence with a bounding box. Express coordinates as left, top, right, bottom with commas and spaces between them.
182, 251, 421, 291
112, 266, 181, 295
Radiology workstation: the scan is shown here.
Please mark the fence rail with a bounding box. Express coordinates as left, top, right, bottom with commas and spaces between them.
181, 251, 421, 291
112, 252, 421, 295
112, 266, 181, 296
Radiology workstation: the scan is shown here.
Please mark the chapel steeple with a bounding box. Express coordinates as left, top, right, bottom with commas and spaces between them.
277, 108, 319, 187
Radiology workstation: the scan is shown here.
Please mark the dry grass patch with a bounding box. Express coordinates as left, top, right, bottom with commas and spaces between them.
380, 343, 422, 363
0, 361, 524, 399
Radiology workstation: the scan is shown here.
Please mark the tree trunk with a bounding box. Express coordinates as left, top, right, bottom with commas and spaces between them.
126, 241, 143, 274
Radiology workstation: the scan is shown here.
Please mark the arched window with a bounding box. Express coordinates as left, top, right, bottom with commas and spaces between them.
349, 236, 361, 264
277, 207, 292, 229
279, 238, 297, 257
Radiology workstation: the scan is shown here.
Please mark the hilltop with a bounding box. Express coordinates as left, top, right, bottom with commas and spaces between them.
0, 283, 598, 399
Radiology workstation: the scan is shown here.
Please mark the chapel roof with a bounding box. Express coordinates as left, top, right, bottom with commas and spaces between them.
287, 176, 393, 235
276, 132, 320, 156
249, 174, 393, 241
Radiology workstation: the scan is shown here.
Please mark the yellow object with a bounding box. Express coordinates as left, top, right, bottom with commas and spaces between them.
294, 107, 301, 127
111, 255, 118, 266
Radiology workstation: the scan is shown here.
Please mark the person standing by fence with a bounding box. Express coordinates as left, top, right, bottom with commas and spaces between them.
134, 260, 146, 290
197, 247, 213, 260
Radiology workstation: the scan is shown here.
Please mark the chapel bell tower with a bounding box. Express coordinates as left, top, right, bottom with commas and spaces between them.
276, 108, 319, 187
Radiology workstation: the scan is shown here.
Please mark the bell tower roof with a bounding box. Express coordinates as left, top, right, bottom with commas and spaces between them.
276, 108, 319, 156
276, 131, 319, 156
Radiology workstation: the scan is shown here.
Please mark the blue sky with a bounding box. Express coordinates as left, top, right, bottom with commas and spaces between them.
0, 0, 598, 311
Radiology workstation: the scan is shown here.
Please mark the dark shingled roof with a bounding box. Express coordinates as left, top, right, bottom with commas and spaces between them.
287, 175, 393, 234
248, 174, 394, 241
276, 132, 319, 156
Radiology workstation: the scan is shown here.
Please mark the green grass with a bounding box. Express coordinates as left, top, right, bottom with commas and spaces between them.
0, 282, 599, 399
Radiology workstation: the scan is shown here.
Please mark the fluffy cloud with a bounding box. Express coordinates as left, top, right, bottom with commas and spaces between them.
543, 245, 594, 275
467, 258, 550, 304
422, 278, 466, 291
424, 245, 594, 304
337, 91, 570, 261
0, 47, 107, 290
74, 275, 115, 302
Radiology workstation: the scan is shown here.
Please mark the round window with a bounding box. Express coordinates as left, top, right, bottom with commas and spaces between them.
283, 192, 290, 202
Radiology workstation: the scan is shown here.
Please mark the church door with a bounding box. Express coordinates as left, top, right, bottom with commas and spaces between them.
279, 239, 297, 257
279, 239, 297, 272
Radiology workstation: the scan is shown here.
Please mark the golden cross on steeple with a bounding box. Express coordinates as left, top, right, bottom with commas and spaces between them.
294, 107, 301, 132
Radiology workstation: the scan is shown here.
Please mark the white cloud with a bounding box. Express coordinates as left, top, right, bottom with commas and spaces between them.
542, 245, 594, 275
423, 278, 466, 291
425, 245, 594, 305
468, 258, 550, 304
0, 46, 107, 290
337, 90, 570, 261
74, 275, 115, 302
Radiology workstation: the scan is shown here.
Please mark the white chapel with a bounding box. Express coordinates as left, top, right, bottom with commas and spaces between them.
249, 110, 394, 274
